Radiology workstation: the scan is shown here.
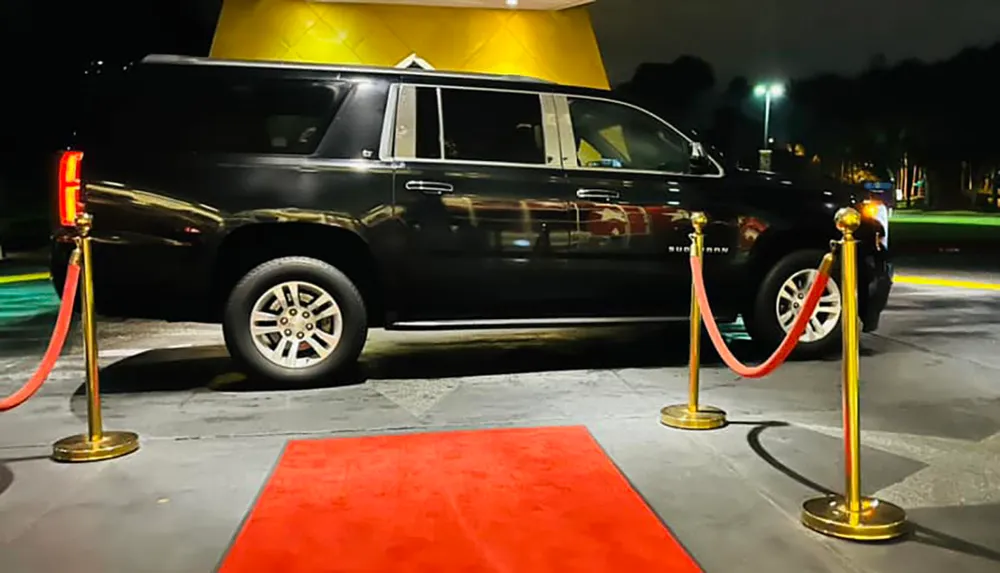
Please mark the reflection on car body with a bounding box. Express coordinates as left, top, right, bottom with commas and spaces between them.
49, 55, 893, 384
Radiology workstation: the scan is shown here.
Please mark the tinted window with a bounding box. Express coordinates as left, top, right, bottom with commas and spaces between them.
414, 86, 441, 159
568, 98, 691, 173
321, 78, 391, 160
440, 89, 546, 164
88, 69, 345, 155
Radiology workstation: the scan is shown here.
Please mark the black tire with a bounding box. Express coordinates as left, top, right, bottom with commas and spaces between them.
744, 249, 842, 359
223, 256, 368, 385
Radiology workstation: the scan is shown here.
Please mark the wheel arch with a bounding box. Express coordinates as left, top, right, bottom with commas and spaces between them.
742, 226, 835, 310
211, 221, 386, 326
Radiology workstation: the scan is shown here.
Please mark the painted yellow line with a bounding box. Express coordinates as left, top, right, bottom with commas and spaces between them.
895, 275, 1000, 291
0, 272, 51, 285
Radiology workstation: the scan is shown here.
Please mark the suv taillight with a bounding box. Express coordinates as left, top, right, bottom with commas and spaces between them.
58, 150, 84, 227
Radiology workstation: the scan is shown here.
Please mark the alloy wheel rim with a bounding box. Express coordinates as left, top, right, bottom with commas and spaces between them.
775, 269, 842, 343
249, 281, 342, 369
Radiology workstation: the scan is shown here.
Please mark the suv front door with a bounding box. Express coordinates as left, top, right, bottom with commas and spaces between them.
387, 84, 573, 321
551, 94, 734, 318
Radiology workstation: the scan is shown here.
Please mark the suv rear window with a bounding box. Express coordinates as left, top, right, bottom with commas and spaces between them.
83, 66, 347, 156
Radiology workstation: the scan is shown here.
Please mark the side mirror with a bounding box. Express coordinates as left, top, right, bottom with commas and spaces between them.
690, 141, 706, 159
688, 142, 717, 175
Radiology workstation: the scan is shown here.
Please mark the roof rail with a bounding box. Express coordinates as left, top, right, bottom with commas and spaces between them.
139, 54, 554, 84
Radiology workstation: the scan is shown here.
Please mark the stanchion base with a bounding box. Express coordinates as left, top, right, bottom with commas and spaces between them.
660, 404, 727, 430
52, 431, 140, 463
801, 495, 908, 541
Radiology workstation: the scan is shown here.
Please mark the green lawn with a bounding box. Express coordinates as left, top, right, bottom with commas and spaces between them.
891, 210, 1000, 227
0, 279, 60, 327
888, 210, 1000, 247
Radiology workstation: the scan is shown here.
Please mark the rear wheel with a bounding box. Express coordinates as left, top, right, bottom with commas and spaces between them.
223, 256, 367, 384
744, 249, 842, 359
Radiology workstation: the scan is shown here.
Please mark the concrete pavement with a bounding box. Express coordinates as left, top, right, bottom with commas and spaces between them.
0, 275, 999, 572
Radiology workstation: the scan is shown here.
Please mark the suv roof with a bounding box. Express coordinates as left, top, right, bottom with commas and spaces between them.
140, 54, 558, 86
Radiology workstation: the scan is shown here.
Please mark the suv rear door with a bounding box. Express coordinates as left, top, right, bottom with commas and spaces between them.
387, 83, 575, 321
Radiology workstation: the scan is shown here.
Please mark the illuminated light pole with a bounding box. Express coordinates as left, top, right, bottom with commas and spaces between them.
754, 82, 785, 170
754, 82, 785, 147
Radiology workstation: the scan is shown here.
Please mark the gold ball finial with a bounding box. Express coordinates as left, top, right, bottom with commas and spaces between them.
691, 212, 708, 232
834, 207, 861, 235
74, 212, 93, 237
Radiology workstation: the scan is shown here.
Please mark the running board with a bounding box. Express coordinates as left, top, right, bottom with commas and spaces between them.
386, 316, 686, 331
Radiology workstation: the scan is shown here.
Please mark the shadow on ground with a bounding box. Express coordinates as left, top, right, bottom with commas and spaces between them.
0, 464, 11, 497
745, 421, 1000, 564
0, 455, 50, 500
79, 324, 854, 394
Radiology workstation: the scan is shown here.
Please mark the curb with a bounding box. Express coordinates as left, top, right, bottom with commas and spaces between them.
0, 272, 51, 286
895, 275, 1000, 291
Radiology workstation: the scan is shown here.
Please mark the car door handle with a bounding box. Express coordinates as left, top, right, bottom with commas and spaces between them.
576, 188, 620, 200
405, 180, 454, 195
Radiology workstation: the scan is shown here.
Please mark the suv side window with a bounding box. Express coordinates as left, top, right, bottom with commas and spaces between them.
439, 88, 547, 165
567, 97, 691, 174
103, 70, 346, 156
171, 79, 342, 155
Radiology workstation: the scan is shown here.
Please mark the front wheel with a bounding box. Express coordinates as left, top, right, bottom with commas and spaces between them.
744, 250, 843, 359
223, 256, 368, 385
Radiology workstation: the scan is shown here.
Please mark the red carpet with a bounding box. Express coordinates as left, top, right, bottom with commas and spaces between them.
218, 426, 702, 573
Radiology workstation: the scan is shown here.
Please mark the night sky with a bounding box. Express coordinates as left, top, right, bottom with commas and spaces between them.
591, 0, 1000, 84
3, 0, 999, 87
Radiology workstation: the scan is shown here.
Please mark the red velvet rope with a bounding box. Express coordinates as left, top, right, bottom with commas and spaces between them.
691, 256, 831, 378
0, 259, 82, 411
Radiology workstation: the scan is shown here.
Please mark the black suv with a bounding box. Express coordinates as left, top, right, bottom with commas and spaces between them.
52, 55, 892, 384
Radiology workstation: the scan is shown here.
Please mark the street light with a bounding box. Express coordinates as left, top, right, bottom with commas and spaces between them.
754, 82, 785, 148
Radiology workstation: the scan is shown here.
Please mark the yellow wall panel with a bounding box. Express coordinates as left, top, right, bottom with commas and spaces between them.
210, 0, 609, 89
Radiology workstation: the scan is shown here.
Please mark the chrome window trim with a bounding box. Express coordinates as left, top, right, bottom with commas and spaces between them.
552, 94, 726, 179
435, 87, 446, 160
391, 158, 565, 171
290, 158, 397, 172
553, 95, 579, 169
391, 83, 558, 169
539, 94, 563, 169
378, 83, 400, 161
398, 82, 554, 96
393, 84, 419, 158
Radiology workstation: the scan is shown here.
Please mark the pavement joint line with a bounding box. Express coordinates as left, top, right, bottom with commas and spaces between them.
0, 272, 51, 285
692, 421, 867, 573
0, 414, 656, 451
895, 274, 1000, 291
869, 332, 1000, 372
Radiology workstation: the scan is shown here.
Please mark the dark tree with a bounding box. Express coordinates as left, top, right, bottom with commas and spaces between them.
616, 55, 717, 124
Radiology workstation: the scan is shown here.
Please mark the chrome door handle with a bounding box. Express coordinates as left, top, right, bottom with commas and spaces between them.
576, 188, 620, 200
405, 180, 454, 195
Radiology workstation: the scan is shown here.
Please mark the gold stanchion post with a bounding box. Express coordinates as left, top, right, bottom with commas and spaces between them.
801, 207, 907, 540
52, 213, 140, 463
661, 212, 727, 430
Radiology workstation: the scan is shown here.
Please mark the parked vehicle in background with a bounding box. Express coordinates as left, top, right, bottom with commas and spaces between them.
51, 55, 892, 384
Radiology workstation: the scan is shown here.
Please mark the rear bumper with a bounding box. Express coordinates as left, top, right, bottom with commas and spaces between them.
860, 247, 892, 333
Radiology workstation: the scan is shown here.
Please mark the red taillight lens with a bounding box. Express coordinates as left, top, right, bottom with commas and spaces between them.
58, 150, 84, 227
